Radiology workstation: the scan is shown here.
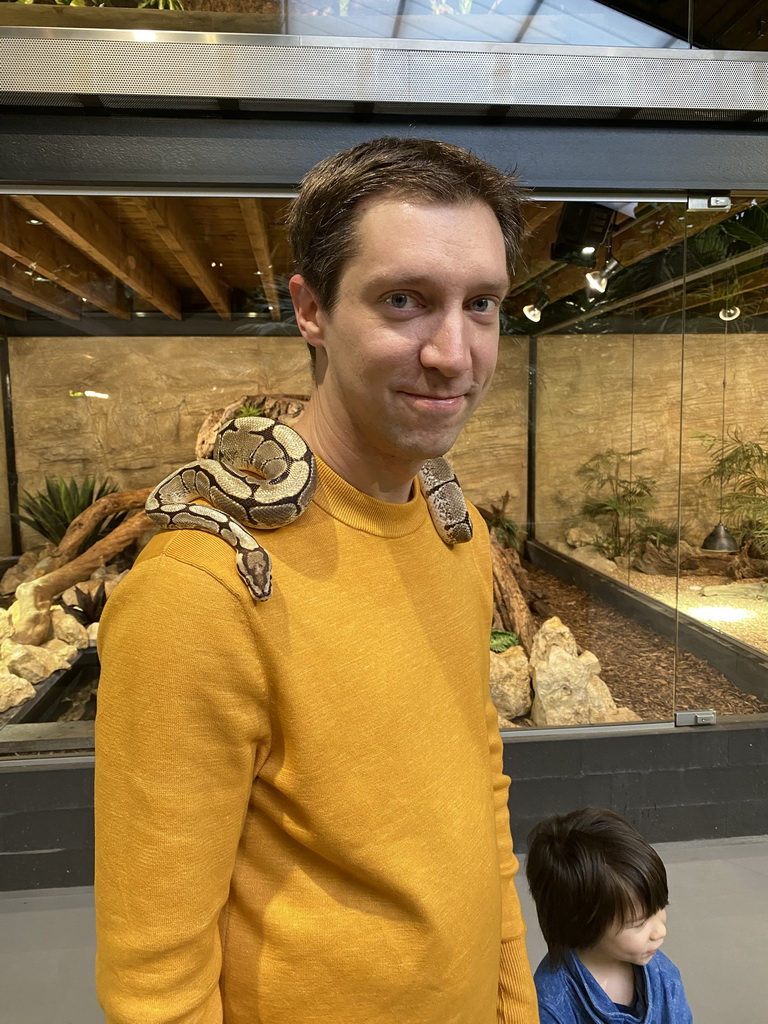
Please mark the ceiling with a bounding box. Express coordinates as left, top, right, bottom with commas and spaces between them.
2, 192, 767, 338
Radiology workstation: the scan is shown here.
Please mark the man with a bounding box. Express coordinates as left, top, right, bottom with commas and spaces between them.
95, 137, 538, 1024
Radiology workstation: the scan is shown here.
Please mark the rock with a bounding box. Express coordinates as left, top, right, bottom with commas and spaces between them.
43, 638, 79, 665
87, 622, 99, 646
489, 645, 532, 720
61, 578, 106, 608
566, 525, 605, 548
570, 545, 618, 575
529, 617, 637, 727
2, 640, 68, 683
50, 607, 89, 649
551, 540, 617, 575
104, 569, 130, 599
0, 544, 55, 596
0, 608, 13, 644
586, 674, 640, 724
0, 672, 36, 712
497, 714, 522, 730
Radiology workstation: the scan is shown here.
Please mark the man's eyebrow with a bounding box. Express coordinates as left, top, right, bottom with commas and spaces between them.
366, 273, 510, 293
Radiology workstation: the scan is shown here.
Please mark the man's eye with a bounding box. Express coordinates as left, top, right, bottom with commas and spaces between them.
386, 293, 414, 309
470, 298, 499, 313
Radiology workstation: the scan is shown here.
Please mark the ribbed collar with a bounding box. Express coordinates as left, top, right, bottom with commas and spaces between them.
312, 456, 428, 538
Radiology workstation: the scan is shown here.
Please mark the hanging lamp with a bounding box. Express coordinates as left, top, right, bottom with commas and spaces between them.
701, 308, 738, 553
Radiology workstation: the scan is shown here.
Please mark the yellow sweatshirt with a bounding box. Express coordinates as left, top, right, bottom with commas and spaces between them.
95, 457, 538, 1024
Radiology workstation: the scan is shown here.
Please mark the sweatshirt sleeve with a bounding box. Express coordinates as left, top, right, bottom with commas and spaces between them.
94, 544, 270, 1024
486, 686, 540, 1024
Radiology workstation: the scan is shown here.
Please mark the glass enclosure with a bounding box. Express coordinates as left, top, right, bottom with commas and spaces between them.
1, 0, 766, 50
1, 188, 767, 746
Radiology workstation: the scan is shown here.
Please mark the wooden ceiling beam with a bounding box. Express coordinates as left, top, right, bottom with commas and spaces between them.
512, 201, 754, 315
0, 255, 81, 320
12, 195, 181, 320
0, 198, 130, 320
238, 199, 281, 322
0, 297, 27, 321
131, 197, 231, 321
639, 264, 768, 315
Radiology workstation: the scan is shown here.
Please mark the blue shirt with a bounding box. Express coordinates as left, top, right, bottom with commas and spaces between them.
534, 949, 693, 1024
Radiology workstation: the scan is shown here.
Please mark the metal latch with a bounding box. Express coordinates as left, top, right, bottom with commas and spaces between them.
688, 196, 731, 212
674, 709, 717, 727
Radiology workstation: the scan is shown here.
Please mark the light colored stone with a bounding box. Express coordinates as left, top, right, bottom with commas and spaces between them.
87, 622, 99, 646
489, 645, 532, 721
529, 616, 636, 727
0, 607, 13, 644
44, 638, 79, 665
497, 714, 522, 730
50, 607, 89, 649
0, 544, 54, 595
104, 569, 130, 598
570, 544, 618, 575
566, 524, 605, 548
2, 641, 67, 683
0, 671, 36, 712
586, 674, 641, 724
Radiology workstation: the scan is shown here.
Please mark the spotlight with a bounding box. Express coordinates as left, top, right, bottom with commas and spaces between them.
551, 203, 616, 266
718, 306, 740, 321
586, 257, 621, 294
523, 304, 542, 323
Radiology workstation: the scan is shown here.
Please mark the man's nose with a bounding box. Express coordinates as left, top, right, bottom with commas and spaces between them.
419, 310, 473, 377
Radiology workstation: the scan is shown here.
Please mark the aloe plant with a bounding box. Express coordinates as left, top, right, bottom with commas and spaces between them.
18, 475, 125, 554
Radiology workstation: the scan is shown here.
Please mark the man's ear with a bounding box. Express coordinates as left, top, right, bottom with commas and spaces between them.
289, 275, 326, 354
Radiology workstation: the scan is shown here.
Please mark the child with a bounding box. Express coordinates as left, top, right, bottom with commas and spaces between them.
525, 807, 693, 1023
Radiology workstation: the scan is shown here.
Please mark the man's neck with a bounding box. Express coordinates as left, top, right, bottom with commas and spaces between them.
293, 401, 421, 504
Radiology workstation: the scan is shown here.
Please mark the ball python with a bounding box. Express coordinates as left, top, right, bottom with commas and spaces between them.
145, 416, 472, 601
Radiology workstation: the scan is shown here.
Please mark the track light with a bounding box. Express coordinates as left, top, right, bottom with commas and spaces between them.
523, 304, 542, 323
586, 257, 621, 294
718, 306, 740, 321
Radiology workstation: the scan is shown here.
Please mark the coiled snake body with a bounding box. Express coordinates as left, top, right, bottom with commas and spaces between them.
146, 416, 473, 601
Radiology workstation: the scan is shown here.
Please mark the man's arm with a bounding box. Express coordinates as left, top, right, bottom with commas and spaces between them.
485, 688, 540, 1024
95, 544, 269, 1024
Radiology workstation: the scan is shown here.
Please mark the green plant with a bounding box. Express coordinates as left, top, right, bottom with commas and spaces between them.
490, 629, 519, 653
636, 518, 680, 550
477, 492, 519, 549
236, 401, 265, 418
699, 429, 768, 555
18, 476, 125, 554
576, 448, 656, 559
61, 581, 108, 626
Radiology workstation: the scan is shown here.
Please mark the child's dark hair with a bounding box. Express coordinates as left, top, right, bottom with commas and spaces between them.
525, 807, 669, 967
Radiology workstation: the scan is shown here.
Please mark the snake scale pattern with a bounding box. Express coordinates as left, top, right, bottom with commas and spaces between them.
145, 416, 473, 601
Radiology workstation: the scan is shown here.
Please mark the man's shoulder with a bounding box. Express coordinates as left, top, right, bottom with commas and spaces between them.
133, 527, 244, 592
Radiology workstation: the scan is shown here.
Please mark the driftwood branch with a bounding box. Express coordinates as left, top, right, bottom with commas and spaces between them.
489, 535, 536, 656
12, 512, 154, 645
50, 487, 154, 567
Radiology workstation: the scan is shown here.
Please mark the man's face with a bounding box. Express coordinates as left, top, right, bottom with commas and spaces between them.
294, 198, 508, 469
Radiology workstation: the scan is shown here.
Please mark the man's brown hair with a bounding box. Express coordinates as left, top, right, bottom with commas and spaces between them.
286, 136, 526, 320
525, 807, 669, 968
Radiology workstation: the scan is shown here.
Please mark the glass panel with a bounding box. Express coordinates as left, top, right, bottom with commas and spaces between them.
509, 195, 768, 728
0, 0, 690, 46
2, 190, 768, 752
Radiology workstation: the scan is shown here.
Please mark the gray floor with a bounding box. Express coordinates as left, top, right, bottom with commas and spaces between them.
1, 835, 766, 1023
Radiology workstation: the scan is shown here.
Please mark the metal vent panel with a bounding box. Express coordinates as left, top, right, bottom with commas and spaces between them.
1, 31, 768, 110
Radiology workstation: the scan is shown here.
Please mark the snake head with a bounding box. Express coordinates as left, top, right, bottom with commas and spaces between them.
237, 547, 273, 602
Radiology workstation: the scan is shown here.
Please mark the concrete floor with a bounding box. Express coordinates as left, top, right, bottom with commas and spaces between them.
1, 835, 765, 1023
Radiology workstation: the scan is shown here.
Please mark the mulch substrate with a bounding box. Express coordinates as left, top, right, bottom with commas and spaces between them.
525, 564, 768, 721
